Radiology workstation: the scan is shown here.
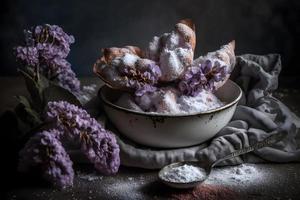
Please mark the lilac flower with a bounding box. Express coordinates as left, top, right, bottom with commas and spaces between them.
38, 57, 81, 94
46, 101, 120, 174
57, 64, 81, 95
18, 129, 74, 189
15, 24, 81, 96
178, 59, 228, 96
80, 129, 120, 174
134, 84, 157, 96
17, 24, 74, 60
37, 43, 67, 61
15, 46, 39, 66
33, 24, 74, 57
120, 63, 162, 96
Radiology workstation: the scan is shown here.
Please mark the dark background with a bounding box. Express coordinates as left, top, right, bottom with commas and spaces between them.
1, 0, 299, 80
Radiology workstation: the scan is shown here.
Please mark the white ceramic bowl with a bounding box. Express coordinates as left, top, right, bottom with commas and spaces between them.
99, 80, 242, 148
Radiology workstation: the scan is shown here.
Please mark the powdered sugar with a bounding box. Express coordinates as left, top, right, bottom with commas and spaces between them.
175, 47, 193, 64
146, 21, 195, 82
116, 88, 224, 114
165, 32, 180, 49
77, 171, 103, 182
161, 164, 264, 186
206, 164, 264, 186
160, 164, 261, 185
147, 36, 161, 61
161, 164, 207, 183
100, 175, 148, 200
155, 89, 181, 113
154, 89, 223, 114
178, 90, 224, 113
121, 53, 138, 66
159, 48, 185, 81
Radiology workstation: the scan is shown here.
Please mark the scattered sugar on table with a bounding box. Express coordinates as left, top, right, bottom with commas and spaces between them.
206, 164, 265, 186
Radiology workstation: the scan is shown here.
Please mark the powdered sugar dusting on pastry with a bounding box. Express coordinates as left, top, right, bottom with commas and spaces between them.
94, 19, 235, 115
146, 20, 195, 82
121, 53, 139, 66
148, 36, 162, 61
159, 49, 184, 81
132, 87, 180, 113
116, 88, 223, 114
133, 91, 159, 111
193, 41, 235, 70
155, 89, 181, 114
192, 41, 235, 91
165, 33, 180, 49
178, 90, 224, 113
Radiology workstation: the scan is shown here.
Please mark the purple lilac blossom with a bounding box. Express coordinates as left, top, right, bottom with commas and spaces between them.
40, 58, 81, 94
178, 59, 228, 96
57, 65, 81, 94
120, 63, 161, 96
15, 46, 39, 66
33, 24, 74, 58
15, 24, 80, 95
46, 101, 120, 174
18, 129, 74, 189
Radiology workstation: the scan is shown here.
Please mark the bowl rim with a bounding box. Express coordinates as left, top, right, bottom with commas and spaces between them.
99, 80, 242, 118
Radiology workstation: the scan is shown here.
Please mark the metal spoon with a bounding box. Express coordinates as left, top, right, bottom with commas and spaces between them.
158, 132, 286, 189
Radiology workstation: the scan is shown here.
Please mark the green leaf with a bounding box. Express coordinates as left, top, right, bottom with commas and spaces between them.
38, 73, 49, 91
43, 84, 81, 106
15, 95, 42, 127
16, 95, 31, 108
18, 69, 43, 110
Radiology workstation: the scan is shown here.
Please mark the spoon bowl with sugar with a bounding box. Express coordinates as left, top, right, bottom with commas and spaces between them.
158, 131, 286, 189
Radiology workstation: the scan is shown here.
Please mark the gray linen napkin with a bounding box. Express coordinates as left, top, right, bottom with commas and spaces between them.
96, 54, 300, 169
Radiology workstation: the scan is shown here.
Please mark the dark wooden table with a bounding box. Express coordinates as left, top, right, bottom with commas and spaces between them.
1, 77, 300, 200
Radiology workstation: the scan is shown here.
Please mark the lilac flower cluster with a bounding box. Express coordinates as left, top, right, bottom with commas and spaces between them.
24, 24, 74, 58
178, 59, 228, 96
18, 129, 74, 189
55, 59, 81, 94
15, 46, 39, 66
46, 101, 120, 175
120, 63, 162, 96
15, 24, 81, 95
18, 101, 120, 189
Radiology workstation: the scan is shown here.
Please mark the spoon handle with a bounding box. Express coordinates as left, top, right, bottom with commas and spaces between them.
211, 131, 286, 168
